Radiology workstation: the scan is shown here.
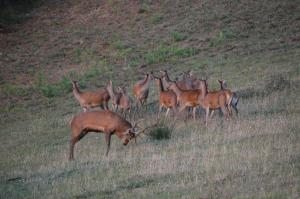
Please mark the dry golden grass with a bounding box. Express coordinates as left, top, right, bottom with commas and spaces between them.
0, 85, 299, 198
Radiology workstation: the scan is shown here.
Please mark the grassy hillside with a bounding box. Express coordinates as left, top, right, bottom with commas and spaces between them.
0, 0, 299, 198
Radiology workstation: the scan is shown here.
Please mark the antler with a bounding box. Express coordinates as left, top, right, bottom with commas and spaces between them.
132, 119, 144, 129
134, 121, 159, 137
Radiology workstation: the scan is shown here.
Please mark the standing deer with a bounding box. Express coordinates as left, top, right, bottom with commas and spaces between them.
71, 81, 110, 112
69, 110, 145, 160
176, 71, 193, 90
199, 80, 230, 126
133, 72, 153, 111
154, 76, 177, 118
167, 81, 203, 121
160, 70, 192, 90
117, 86, 132, 119
106, 80, 122, 111
218, 80, 239, 116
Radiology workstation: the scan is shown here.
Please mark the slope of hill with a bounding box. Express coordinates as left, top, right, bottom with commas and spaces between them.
0, 0, 299, 198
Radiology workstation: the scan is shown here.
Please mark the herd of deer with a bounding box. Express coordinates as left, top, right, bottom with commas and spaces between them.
69, 70, 239, 160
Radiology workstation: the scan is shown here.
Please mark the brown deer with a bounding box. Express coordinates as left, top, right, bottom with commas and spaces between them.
154, 76, 177, 118
133, 72, 153, 111
71, 81, 110, 112
106, 80, 122, 111
160, 70, 192, 90
199, 80, 230, 126
167, 81, 203, 121
218, 80, 239, 116
69, 110, 145, 160
176, 71, 193, 90
117, 86, 132, 119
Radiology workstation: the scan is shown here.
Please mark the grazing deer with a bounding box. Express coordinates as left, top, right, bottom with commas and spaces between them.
117, 86, 132, 119
167, 81, 203, 121
154, 76, 177, 118
106, 80, 122, 111
133, 72, 153, 111
69, 110, 145, 160
199, 80, 230, 126
71, 81, 110, 112
218, 80, 239, 116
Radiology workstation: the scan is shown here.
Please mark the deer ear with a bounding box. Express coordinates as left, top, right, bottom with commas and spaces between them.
218, 80, 222, 83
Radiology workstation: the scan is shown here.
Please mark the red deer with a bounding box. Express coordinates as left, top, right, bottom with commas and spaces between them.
218, 80, 239, 116
167, 81, 203, 121
133, 72, 153, 110
160, 70, 192, 90
154, 76, 177, 118
117, 86, 132, 119
176, 71, 193, 90
69, 110, 145, 160
106, 80, 122, 111
71, 81, 110, 112
199, 80, 230, 126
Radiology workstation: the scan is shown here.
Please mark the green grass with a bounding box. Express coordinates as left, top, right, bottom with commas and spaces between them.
145, 45, 198, 65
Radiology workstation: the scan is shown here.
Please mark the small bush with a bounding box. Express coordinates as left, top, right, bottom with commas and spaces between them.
84, 66, 101, 78
209, 29, 235, 47
58, 76, 72, 93
170, 31, 186, 42
112, 39, 126, 50
151, 14, 163, 24
148, 126, 172, 140
35, 72, 61, 98
2, 84, 27, 97
40, 84, 60, 98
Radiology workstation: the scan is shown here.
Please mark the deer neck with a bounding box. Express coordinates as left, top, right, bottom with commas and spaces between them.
158, 78, 164, 92
162, 75, 171, 89
171, 83, 182, 96
140, 75, 151, 92
107, 85, 117, 102
73, 84, 82, 100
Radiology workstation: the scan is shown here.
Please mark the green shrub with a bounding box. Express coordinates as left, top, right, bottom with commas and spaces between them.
40, 84, 60, 98
84, 66, 101, 78
148, 126, 172, 140
2, 84, 27, 97
209, 29, 235, 47
151, 14, 163, 24
170, 31, 186, 42
58, 76, 72, 93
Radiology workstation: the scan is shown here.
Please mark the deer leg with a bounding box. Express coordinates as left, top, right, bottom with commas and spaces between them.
165, 107, 170, 118
192, 107, 197, 121
232, 104, 238, 116
172, 105, 177, 117
83, 107, 88, 112
221, 106, 229, 121
100, 104, 105, 110
69, 138, 77, 161
105, 132, 113, 157
69, 130, 87, 160
158, 105, 163, 119
210, 110, 215, 118
144, 98, 148, 112
205, 107, 210, 126
227, 104, 232, 116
